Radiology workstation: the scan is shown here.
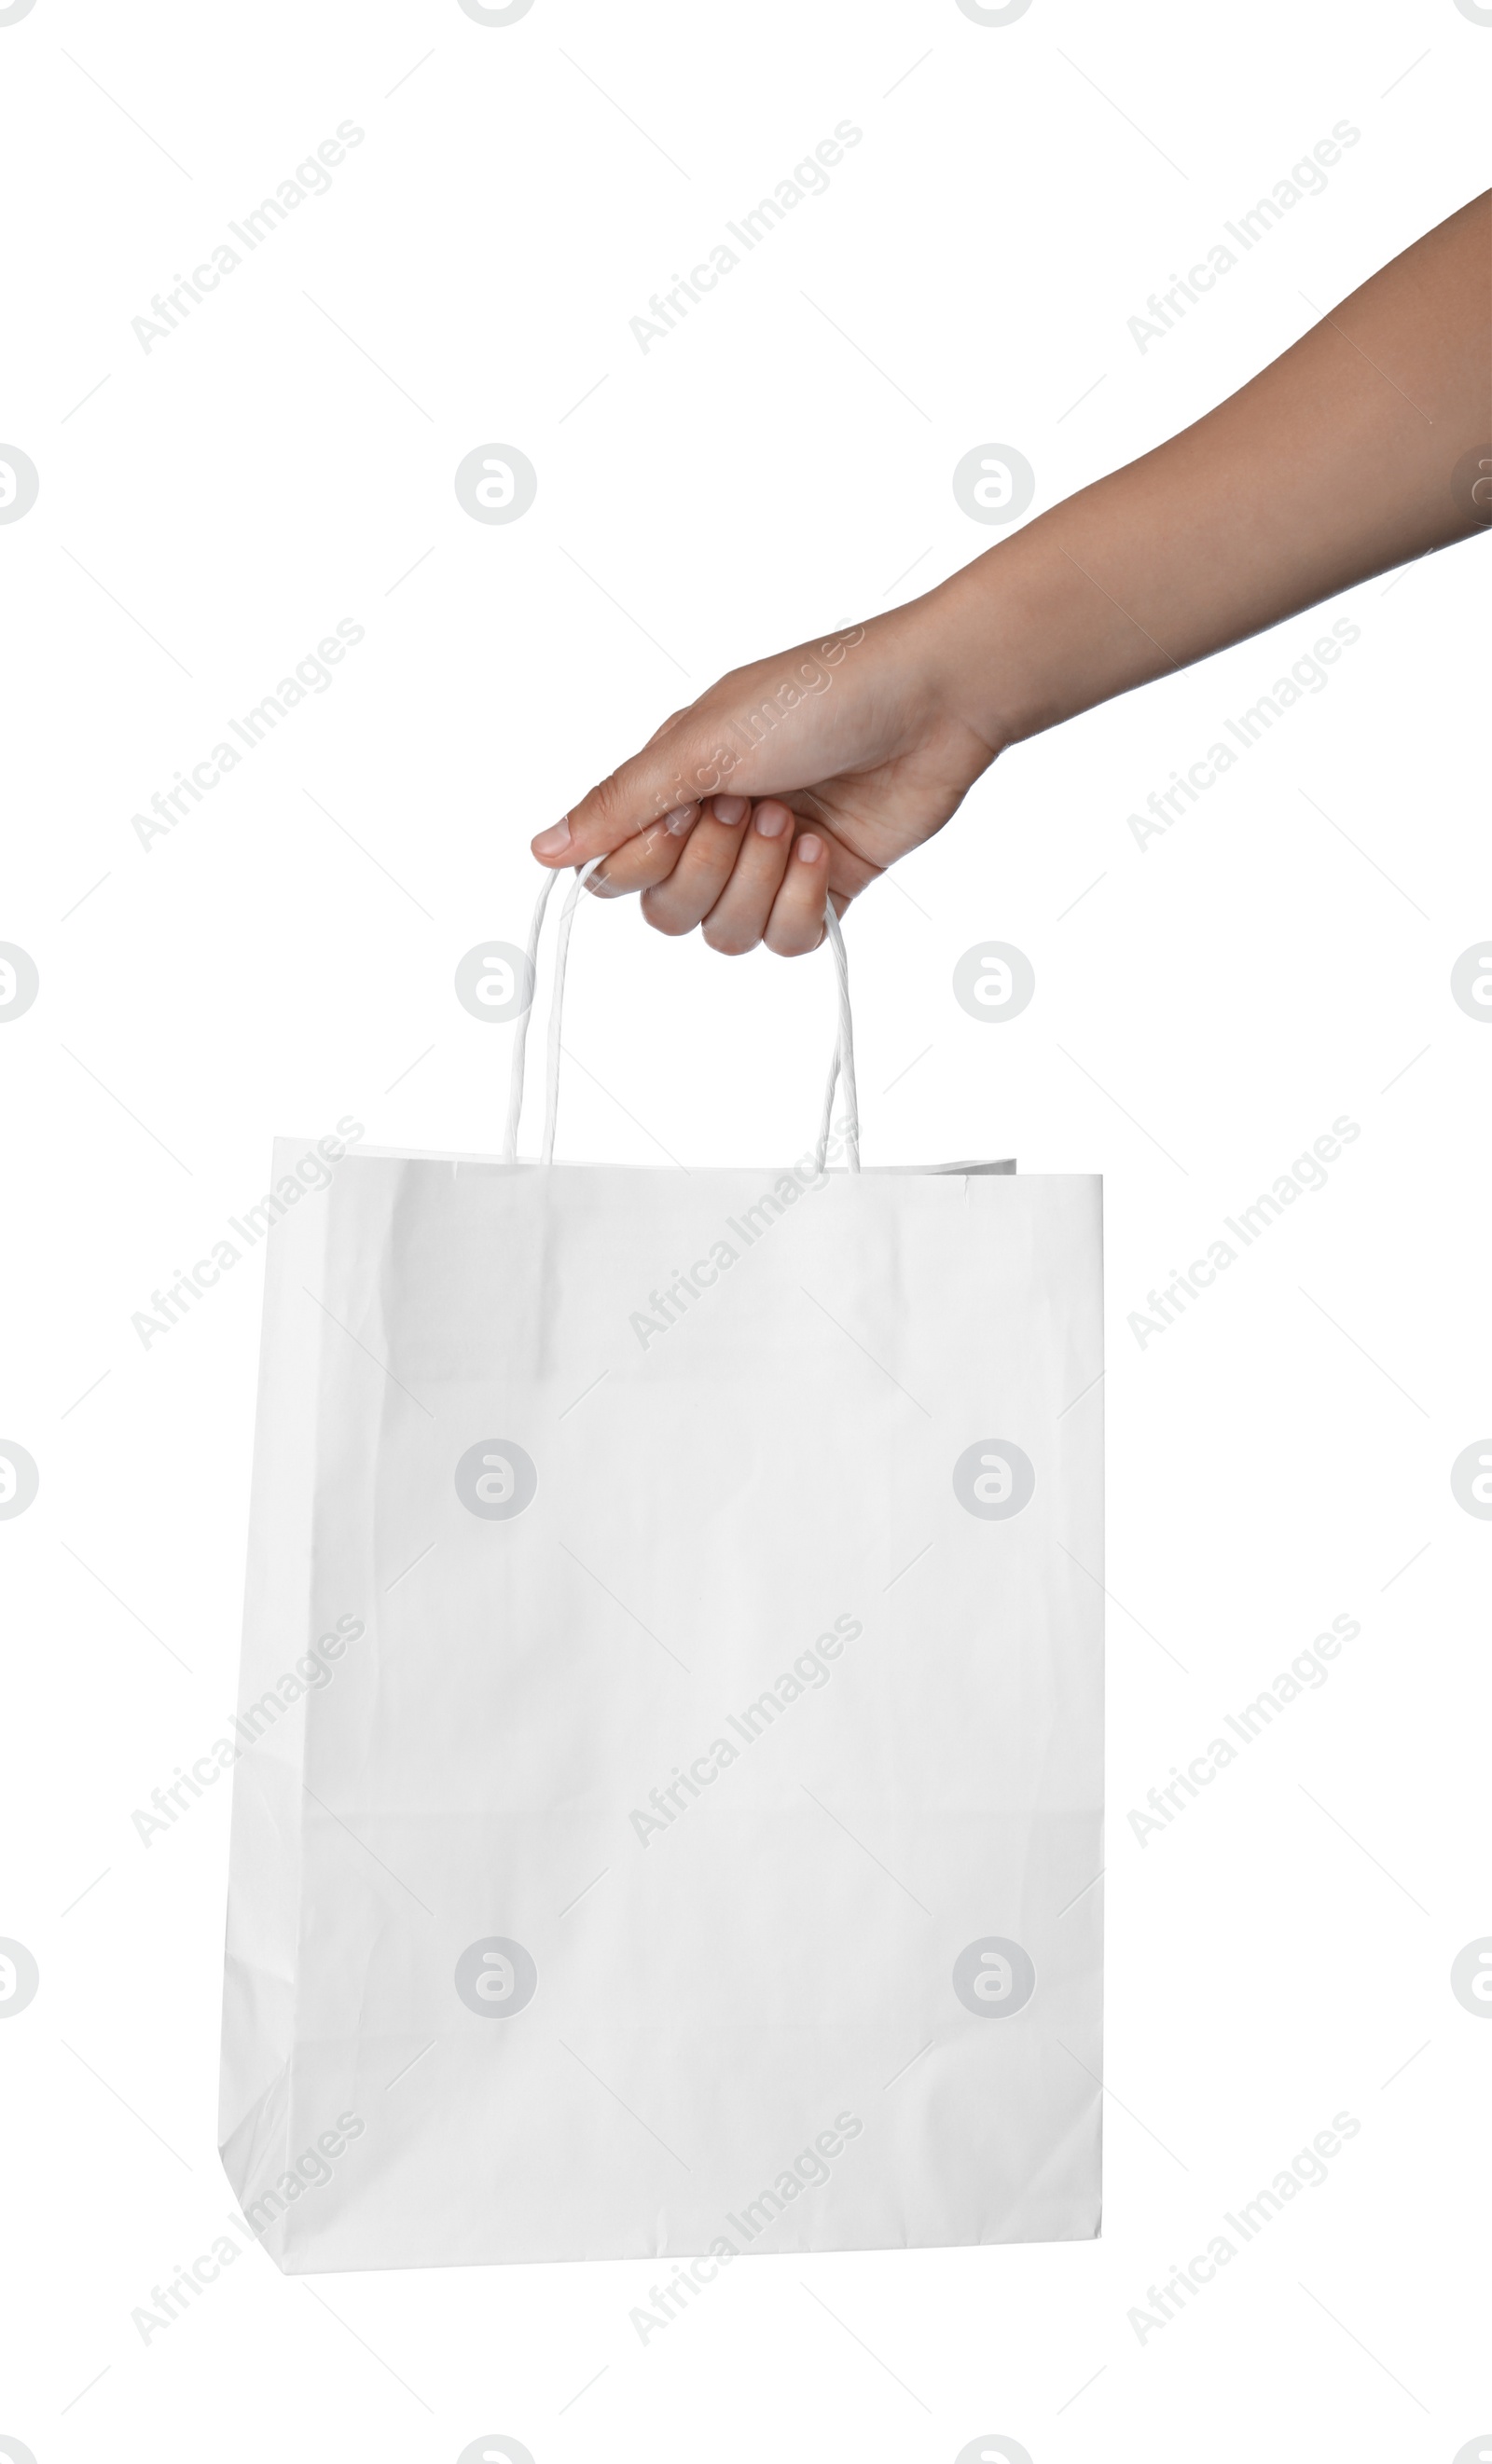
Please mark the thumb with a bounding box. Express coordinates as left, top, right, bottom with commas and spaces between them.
530, 717, 722, 871
531, 626, 867, 869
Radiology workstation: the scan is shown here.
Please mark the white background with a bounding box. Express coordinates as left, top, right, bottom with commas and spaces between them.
1, 0, 1489, 2456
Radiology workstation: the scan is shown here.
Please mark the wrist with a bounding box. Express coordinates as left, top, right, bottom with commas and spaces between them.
924, 493, 1176, 756
919, 530, 1079, 755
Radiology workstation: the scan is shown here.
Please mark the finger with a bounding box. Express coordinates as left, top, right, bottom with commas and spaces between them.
763, 833, 834, 957
699, 800, 795, 955
640, 795, 753, 937
535, 623, 868, 871
534, 723, 724, 870
589, 803, 700, 900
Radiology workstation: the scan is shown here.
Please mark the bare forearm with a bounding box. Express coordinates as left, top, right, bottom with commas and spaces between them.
541, 191, 1489, 957
935, 190, 1491, 750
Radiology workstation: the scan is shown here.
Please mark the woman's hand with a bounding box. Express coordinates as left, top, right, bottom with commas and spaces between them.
529, 595, 1002, 956
532, 190, 1491, 957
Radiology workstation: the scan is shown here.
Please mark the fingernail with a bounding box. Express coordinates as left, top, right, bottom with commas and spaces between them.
665, 803, 698, 836
711, 794, 748, 825
532, 818, 573, 858
795, 833, 823, 864
754, 801, 791, 839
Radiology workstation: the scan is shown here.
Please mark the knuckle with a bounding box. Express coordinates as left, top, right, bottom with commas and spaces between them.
586, 770, 633, 837
641, 893, 696, 940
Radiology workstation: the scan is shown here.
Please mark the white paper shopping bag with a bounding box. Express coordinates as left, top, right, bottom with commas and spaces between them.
220, 875, 1104, 2271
